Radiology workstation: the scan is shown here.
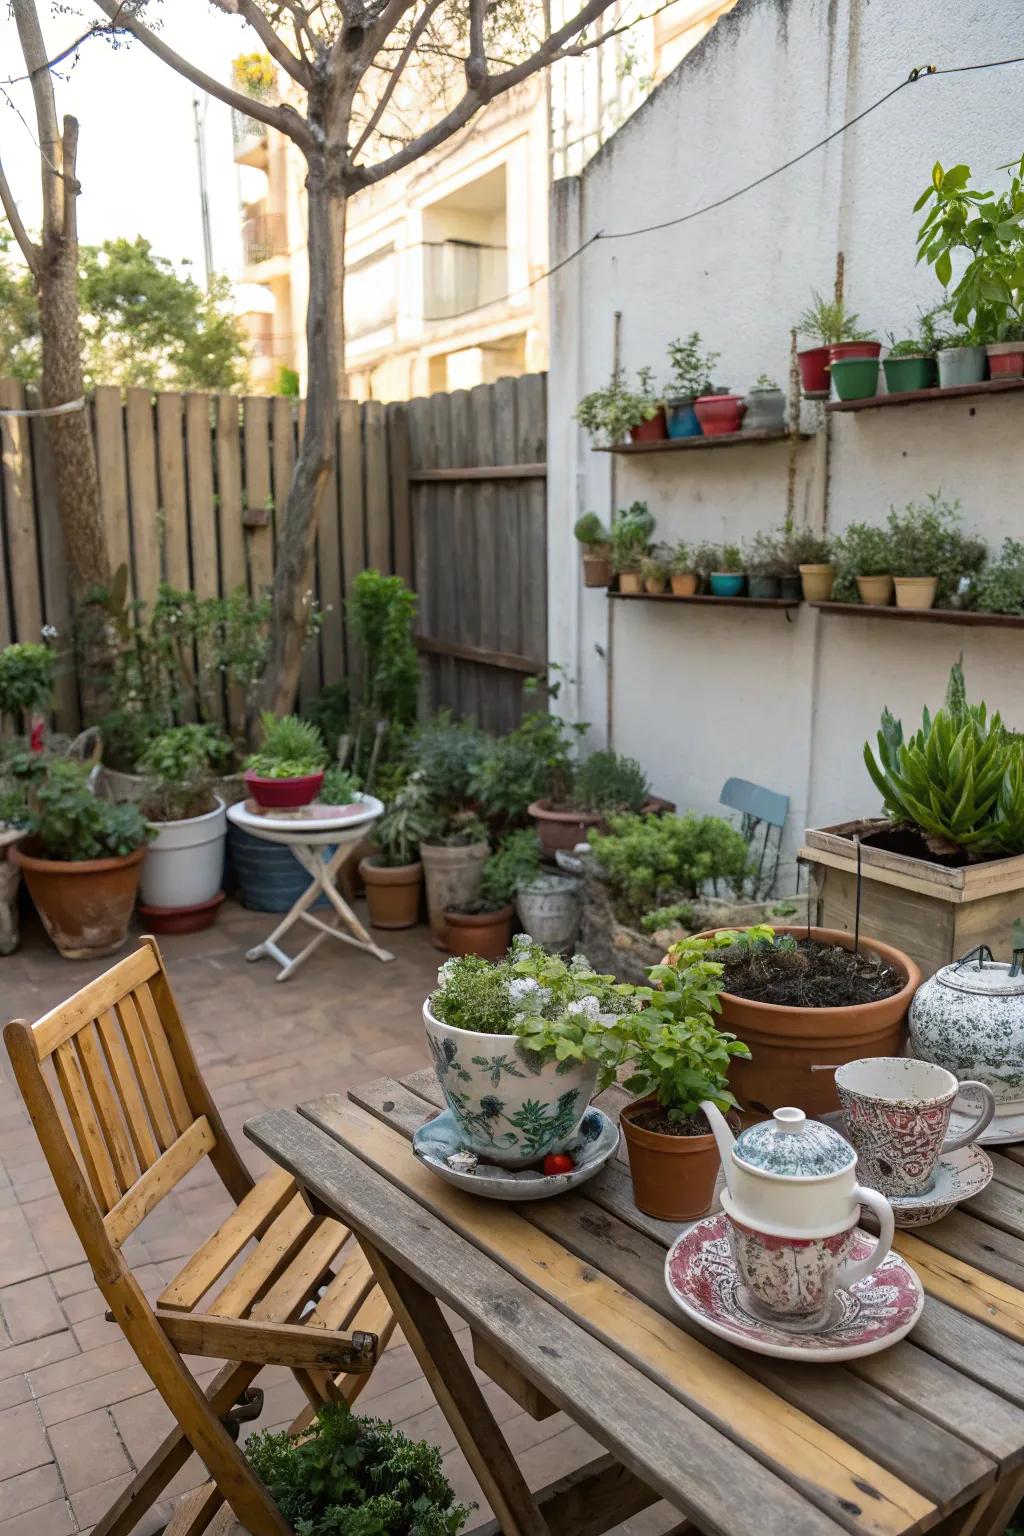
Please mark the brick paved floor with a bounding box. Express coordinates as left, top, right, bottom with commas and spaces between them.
0, 900, 676, 1536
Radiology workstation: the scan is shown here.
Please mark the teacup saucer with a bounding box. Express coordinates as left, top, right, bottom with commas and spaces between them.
412, 1106, 619, 1200
883, 1144, 993, 1228
664, 1214, 923, 1361
948, 1099, 1024, 1147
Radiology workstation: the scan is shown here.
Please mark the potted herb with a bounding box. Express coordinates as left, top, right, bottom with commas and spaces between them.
411, 715, 490, 948
664, 332, 718, 438
609, 500, 655, 593
135, 725, 230, 933
882, 330, 938, 394
689, 540, 721, 595
575, 365, 666, 446
933, 307, 988, 388
973, 537, 1024, 615
573, 512, 612, 588
743, 531, 785, 599
886, 494, 984, 610
471, 693, 585, 840
610, 941, 751, 1220
694, 389, 745, 436
246, 1404, 472, 1536
743, 374, 786, 432
708, 543, 745, 597
668, 540, 698, 597
797, 289, 879, 396
528, 746, 657, 856
358, 782, 431, 930
243, 712, 328, 808
831, 520, 894, 606
11, 760, 151, 959
445, 831, 541, 960
425, 936, 638, 1163
640, 548, 671, 595
783, 527, 834, 603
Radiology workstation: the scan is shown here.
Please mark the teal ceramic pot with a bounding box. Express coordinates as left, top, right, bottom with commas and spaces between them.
709, 572, 746, 597
666, 397, 702, 439
747, 574, 781, 599
829, 357, 880, 401
937, 346, 986, 388
882, 356, 937, 394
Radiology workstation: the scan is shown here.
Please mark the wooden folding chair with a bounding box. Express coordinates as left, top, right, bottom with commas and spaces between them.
5, 936, 396, 1536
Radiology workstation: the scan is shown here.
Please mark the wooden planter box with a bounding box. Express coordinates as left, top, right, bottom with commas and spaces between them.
800, 819, 1024, 979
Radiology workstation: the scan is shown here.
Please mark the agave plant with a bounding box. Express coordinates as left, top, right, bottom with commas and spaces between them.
864, 664, 1024, 856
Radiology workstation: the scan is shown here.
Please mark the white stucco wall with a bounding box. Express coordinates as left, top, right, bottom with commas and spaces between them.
547, 0, 1024, 882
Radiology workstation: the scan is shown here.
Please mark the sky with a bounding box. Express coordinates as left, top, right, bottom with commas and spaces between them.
1, 3, 258, 293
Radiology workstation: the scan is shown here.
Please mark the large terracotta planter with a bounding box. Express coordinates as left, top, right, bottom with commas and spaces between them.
419, 841, 488, 950
528, 796, 675, 858
359, 856, 423, 930
12, 842, 145, 960
691, 925, 922, 1116
445, 904, 514, 960
620, 1096, 721, 1220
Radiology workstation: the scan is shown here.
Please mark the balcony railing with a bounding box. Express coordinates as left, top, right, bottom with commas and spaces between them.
242, 211, 288, 266
423, 241, 507, 322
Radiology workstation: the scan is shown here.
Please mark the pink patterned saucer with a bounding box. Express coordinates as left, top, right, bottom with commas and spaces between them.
665, 1214, 924, 1361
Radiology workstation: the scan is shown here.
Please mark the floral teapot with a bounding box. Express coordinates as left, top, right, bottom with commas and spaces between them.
701, 1101, 894, 1322
909, 944, 1024, 1117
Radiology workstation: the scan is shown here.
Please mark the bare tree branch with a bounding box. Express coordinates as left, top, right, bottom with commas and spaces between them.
12, 0, 64, 238
351, 0, 444, 158
466, 0, 486, 90
0, 153, 41, 274
60, 114, 80, 242
208, 0, 311, 87
0, 12, 125, 87
89, 0, 317, 154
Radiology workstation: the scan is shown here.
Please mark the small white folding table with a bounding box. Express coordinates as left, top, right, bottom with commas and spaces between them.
227, 796, 394, 982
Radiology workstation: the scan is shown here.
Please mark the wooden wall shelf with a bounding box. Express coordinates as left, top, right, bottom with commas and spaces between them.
809, 601, 1024, 630
826, 376, 1024, 413
596, 428, 811, 455
609, 591, 800, 611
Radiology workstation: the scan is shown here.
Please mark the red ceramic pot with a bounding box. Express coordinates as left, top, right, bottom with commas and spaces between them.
694, 395, 745, 436
628, 408, 668, 443
244, 770, 324, 809
828, 341, 882, 365
798, 346, 831, 397
987, 347, 1024, 379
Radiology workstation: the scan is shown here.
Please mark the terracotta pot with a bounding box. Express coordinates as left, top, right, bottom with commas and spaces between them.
243, 770, 323, 809
799, 564, 835, 602
694, 394, 745, 436
644, 576, 667, 595
986, 341, 1024, 379
445, 904, 514, 961
894, 576, 938, 610
617, 571, 643, 595
670, 572, 698, 597
359, 856, 423, 930
856, 574, 894, 606
12, 842, 145, 960
620, 1096, 721, 1220
419, 841, 488, 950
690, 925, 922, 1116
137, 892, 225, 935
797, 345, 831, 398
628, 409, 667, 443
528, 796, 671, 858
582, 554, 611, 588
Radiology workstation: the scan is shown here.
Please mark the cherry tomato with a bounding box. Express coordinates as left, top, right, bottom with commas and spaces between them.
543, 1153, 575, 1176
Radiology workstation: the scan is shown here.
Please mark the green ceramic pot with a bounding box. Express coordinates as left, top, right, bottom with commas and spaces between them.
747, 574, 781, 599
829, 357, 880, 401
882, 356, 937, 394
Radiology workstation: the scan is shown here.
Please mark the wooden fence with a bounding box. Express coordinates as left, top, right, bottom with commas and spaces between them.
0, 373, 547, 738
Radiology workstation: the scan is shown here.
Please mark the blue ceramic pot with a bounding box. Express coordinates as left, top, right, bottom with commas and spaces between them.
709, 572, 746, 597
665, 397, 702, 439
227, 823, 334, 912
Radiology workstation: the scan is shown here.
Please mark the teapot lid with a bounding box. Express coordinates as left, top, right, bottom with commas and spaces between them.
734, 1107, 855, 1178
936, 946, 1024, 999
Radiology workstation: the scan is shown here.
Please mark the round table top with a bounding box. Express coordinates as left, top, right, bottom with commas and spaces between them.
227, 794, 384, 844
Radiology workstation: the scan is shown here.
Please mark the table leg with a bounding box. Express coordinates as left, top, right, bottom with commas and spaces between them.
315, 847, 394, 964
245, 860, 327, 971
359, 1240, 550, 1536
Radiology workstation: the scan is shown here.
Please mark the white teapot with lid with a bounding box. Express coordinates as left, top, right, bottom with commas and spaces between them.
701, 1101, 894, 1322
909, 944, 1024, 1116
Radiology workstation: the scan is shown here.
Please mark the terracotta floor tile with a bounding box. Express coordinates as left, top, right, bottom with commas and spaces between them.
0, 1331, 78, 1386
48, 1409, 132, 1493
0, 1278, 65, 1345
0, 1403, 51, 1481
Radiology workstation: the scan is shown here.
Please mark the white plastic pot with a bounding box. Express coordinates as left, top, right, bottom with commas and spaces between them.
140, 797, 227, 909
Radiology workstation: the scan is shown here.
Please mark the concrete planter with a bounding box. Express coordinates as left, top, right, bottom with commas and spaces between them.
743, 387, 786, 431
516, 874, 581, 953
419, 841, 488, 949
140, 798, 227, 910
0, 830, 23, 955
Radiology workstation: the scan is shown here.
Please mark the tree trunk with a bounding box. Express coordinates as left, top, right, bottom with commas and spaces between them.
260, 161, 343, 716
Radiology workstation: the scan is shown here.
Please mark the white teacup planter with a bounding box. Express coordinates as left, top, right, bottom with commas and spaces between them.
422, 998, 598, 1166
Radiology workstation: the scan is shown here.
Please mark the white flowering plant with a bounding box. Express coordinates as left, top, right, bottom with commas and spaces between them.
430, 937, 645, 1075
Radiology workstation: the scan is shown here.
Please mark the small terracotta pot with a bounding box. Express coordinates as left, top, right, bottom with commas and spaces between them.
137, 892, 225, 935
243, 770, 323, 809
445, 904, 514, 961
628, 409, 668, 443
986, 341, 1024, 379
799, 564, 835, 602
856, 573, 894, 606
620, 1096, 721, 1220
644, 576, 667, 595
617, 571, 643, 595
694, 395, 745, 436
359, 856, 423, 929
12, 843, 145, 960
582, 554, 611, 588
670, 572, 698, 597
894, 575, 938, 610
797, 346, 831, 398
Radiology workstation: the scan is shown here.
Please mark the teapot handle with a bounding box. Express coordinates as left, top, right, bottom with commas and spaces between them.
839, 1186, 894, 1290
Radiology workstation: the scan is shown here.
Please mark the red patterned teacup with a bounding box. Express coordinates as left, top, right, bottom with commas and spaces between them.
836, 1057, 995, 1197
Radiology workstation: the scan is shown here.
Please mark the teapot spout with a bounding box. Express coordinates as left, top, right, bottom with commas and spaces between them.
700, 1100, 736, 1197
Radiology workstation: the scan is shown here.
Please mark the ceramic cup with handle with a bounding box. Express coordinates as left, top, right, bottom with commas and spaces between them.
835, 1057, 996, 1197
